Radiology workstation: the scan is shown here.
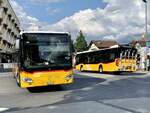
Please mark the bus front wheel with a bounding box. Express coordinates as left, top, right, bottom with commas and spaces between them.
16, 74, 21, 87
80, 66, 83, 72
99, 66, 103, 73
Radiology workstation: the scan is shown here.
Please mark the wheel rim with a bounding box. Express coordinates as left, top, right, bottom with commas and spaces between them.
16, 74, 20, 84
16, 76, 19, 84
99, 67, 103, 73
80, 66, 83, 71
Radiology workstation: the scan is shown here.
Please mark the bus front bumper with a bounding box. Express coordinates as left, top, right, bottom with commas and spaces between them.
19, 70, 73, 88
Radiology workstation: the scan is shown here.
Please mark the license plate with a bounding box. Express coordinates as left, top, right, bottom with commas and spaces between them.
126, 66, 131, 69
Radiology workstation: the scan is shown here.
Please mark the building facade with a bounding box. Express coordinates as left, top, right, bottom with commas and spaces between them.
0, 0, 20, 63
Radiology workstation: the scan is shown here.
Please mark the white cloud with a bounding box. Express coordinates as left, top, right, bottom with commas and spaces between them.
43, 0, 147, 43
10, 0, 43, 31
10, 0, 148, 43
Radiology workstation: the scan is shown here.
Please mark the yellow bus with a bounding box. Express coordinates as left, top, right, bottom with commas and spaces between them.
13, 31, 74, 88
75, 46, 137, 74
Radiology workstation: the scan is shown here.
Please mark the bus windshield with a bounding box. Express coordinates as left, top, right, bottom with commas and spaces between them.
22, 33, 72, 69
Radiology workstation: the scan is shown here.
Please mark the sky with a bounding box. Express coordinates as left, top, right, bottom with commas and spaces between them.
10, 0, 150, 43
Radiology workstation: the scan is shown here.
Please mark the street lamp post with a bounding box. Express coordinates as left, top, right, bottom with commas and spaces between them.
142, 0, 148, 71
143, 0, 148, 36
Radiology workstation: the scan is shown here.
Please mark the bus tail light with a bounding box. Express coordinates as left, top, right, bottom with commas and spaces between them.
116, 58, 120, 66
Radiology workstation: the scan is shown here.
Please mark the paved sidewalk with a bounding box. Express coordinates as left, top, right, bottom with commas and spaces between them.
0, 72, 12, 77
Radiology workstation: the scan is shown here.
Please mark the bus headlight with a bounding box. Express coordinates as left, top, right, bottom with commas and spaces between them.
65, 74, 73, 81
22, 78, 33, 83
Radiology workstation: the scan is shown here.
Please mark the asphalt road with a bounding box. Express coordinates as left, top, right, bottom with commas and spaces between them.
0, 71, 150, 113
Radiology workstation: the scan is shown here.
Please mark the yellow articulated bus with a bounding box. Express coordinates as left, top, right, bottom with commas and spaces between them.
13, 31, 74, 88
75, 46, 137, 74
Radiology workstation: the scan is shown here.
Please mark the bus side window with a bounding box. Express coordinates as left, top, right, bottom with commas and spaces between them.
79, 54, 86, 64
83, 56, 88, 64
75, 56, 79, 65
103, 53, 115, 63
92, 53, 102, 63
110, 53, 115, 61
88, 54, 92, 64
92, 53, 97, 64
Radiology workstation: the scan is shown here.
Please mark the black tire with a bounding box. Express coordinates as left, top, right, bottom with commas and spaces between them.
80, 65, 83, 72
113, 72, 121, 75
99, 66, 103, 73
16, 73, 21, 87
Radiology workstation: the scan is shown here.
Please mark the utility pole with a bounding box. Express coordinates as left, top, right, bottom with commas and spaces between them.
142, 0, 148, 71
143, 0, 148, 36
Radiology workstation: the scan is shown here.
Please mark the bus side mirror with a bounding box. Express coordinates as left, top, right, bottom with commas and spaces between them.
15, 39, 20, 50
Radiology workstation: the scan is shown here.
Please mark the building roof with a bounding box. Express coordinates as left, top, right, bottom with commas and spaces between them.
130, 40, 146, 47
89, 40, 119, 49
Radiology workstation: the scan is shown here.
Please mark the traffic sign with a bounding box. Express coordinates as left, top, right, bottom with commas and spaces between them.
146, 42, 150, 48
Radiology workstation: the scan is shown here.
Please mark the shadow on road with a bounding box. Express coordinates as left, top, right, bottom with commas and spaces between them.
27, 76, 106, 93
62, 77, 106, 90
50, 76, 150, 106
120, 72, 147, 76
27, 85, 64, 93
78, 70, 147, 76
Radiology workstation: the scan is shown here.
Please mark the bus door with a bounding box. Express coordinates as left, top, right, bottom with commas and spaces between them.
84, 55, 91, 71
77, 53, 89, 71
84, 54, 93, 71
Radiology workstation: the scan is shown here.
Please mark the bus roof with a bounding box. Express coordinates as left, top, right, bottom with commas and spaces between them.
76, 48, 116, 55
76, 46, 135, 55
20, 31, 70, 35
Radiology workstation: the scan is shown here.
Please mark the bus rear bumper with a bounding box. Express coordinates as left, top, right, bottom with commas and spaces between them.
118, 66, 136, 72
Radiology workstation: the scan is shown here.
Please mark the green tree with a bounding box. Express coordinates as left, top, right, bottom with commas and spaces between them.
74, 30, 88, 52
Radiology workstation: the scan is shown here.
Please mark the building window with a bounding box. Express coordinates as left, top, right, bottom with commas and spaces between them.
3, 24, 7, 29
8, 14, 11, 21
8, 28, 11, 33
3, 7, 8, 14
12, 19, 15, 23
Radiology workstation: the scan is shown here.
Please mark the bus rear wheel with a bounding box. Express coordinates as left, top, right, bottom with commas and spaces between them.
113, 72, 121, 75
99, 66, 103, 73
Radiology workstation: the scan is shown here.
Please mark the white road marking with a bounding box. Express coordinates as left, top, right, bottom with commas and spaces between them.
0, 108, 9, 112
47, 106, 58, 109
76, 71, 149, 79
